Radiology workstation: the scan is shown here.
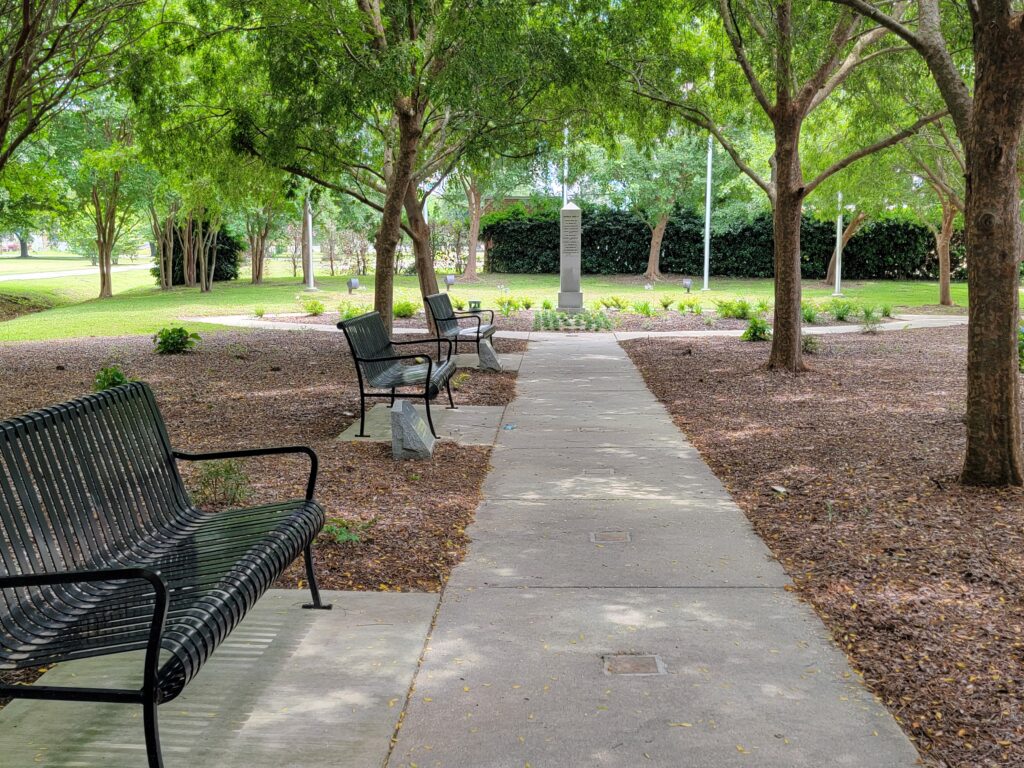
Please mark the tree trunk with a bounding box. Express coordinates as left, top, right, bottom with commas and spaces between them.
644, 214, 669, 281
936, 200, 956, 306
15, 232, 28, 258
824, 211, 867, 285
182, 213, 196, 287
960, 38, 1024, 486
404, 187, 440, 330
97, 240, 113, 298
373, 100, 423, 335
767, 117, 806, 372
461, 178, 483, 281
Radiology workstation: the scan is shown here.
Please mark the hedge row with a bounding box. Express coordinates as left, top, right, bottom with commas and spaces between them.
483, 207, 964, 280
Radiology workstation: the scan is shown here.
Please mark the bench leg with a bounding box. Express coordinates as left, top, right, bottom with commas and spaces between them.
424, 398, 440, 439
144, 698, 164, 768
357, 395, 367, 437
445, 377, 456, 410
302, 545, 332, 610
389, 389, 396, 407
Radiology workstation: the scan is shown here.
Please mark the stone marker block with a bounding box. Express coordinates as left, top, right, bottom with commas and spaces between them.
558, 203, 583, 312
391, 400, 436, 460
477, 340, 502, 372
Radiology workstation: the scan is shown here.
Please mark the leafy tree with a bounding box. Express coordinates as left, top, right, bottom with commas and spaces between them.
609, 0, 943, 371
827, 0, 1024, 485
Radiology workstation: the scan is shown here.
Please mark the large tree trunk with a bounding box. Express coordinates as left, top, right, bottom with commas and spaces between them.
960, 41, 1024, 486
824, 211, 867, 285
644, 214, 669, 282
374, 100, 423, 335
461, 177, 483, 281
15, 232, 28, 258
181, 213, 196, 287
767, 117, 806, 372
404, 187, 440, 330
150, 205, 175, 290
936, 200, 956, 306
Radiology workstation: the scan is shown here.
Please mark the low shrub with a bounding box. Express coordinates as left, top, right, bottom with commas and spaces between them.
755, 298, 771, 315
541, 298, 553, 310
532, 308, 613, 332
338, 301, 365, 320
520, 297, 534, 310
192, 459, 251, 509
801, 301, 819, 324
451, 296, 467, 310
496, 295, 521, 316
599, 295, 628, 310
631, 300, 656, 317
253, 306, 266, 319
302, 298, 325, 316
881, 303, 893, 318
153, 327, 200, 355
827, 298, 855, 322
659, 295, 676, 310
322, 516, 377, 545
94, 364, 132, 392
715, 298, 752, 320
740, 316, 772, 342
802, 334, 822, 355
861, 304, 882, 334
393, 299, 418, 318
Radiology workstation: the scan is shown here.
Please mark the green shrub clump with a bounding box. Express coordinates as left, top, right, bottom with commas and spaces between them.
153, 327, 200, 355
322, 517, 377, 545
338, 301, 365, 320
801, 301, 819, 324
659, 295, 675, 310
532, 308, 613, 332
192, 459, 252, 509
740, 316, 772, 342
393, 299, 418, 318
827, 298, 855, 322
303, 298, 326, 316
599, 295, 628, 310
715, 298, 752, 320
881, 303, 894, 318
253, 306, 266, 318
496, 295, 521, 316
678, 298, 703, 315
520, 297, 534, 310
631, 300, 655, 317
451, 296, 467, 310
541, 298, 553, 310
94, 364, 132, 392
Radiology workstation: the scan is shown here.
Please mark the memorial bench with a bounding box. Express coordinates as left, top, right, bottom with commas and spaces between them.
425, 292, 496, 360
0, 382, 329, 768
339, 310, 456, 439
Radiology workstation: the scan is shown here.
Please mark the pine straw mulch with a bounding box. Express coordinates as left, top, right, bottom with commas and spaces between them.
623, 327, 1024, 768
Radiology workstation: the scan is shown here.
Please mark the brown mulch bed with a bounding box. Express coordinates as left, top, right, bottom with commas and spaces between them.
623, 327, 1024, 768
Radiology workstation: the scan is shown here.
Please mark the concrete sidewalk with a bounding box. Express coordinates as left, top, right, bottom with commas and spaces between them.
391, 334, 920, 767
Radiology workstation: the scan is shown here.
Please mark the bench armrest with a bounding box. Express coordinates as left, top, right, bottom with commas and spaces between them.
454, 309, 495, 324
393, 337, 454, 361
0, 568, 169, 704
174, 446, 319, 501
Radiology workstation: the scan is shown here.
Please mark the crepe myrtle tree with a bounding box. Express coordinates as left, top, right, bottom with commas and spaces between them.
608, 0, 944, 371
825, 0, 1024, 485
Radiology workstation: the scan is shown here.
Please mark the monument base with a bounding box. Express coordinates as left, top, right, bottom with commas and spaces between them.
557, 291, 584, 313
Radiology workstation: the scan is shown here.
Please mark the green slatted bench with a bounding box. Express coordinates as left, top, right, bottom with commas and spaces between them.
338, 310, 456, 439
0, 382, 329, 768
425, 292, 496, 359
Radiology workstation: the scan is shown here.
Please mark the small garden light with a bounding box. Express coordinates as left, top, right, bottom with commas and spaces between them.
644, 283, 653, 291
347, 277, 360, 295
683, 278, 693, 293
445, 274, 456, 291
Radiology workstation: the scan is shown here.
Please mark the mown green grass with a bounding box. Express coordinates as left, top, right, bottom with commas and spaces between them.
0, 268, 973, 343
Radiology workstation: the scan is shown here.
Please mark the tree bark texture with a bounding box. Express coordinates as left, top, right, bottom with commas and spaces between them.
644, 214, 669, 281
936, 200, 956, 306
461, 176, 484, 281
15, 232, 28, 258
404, 187, 440, 331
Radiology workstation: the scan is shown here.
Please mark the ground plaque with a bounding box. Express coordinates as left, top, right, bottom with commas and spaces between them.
558, 203, 583, 312
477, 339, 502, 372
391, 400, 436, 459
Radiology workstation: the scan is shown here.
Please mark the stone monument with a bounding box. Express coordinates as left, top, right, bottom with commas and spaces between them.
391, 400, 436, 459
557, 202, 583, 312
477, 339, 502, 372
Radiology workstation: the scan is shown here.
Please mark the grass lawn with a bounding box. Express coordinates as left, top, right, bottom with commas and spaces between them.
0, 266, 973, 343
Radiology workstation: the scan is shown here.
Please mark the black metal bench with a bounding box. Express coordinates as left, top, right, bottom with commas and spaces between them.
425, 292, 496, 359
338, 310, 456, 439
0, 383, 329, 768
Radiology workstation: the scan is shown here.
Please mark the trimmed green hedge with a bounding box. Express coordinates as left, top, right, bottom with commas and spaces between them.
482, 206, 957, 280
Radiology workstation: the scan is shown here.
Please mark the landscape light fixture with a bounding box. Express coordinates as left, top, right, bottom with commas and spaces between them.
347, 277, 359, 295
445, 274, 456, 291
644, 283, 653, 291
683, 278, 693, 293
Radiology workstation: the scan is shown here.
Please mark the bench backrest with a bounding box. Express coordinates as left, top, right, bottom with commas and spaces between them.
0, 383, 185, 581
339, 311, 400, 384
425, 293, 459, 337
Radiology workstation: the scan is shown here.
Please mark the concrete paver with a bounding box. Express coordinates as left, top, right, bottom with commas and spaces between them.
391, 333, 920, 767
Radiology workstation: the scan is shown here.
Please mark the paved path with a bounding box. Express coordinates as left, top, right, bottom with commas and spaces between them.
0, 264, 152, 282
186, 311, 966, 340
390, 334, 919, 767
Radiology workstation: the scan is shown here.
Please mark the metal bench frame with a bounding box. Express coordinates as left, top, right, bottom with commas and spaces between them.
338, 311, 456, 439
425, 292, 496, 360
0, 384, 329, 768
